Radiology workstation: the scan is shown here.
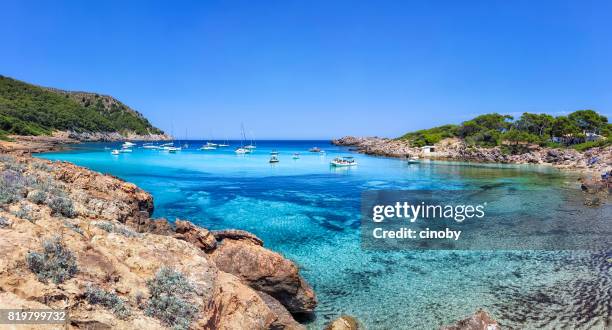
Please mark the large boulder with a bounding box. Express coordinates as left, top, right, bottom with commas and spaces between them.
210, 239, 317, 314
440, 309, 500, 330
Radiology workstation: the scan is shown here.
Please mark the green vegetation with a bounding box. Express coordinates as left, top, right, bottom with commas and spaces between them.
398, 124, 458, 147
85, 285, 131, 319
26, 237, 78, 284
399, 110, 610, 151
145, 267, 199, 330
0, 75, 163, 137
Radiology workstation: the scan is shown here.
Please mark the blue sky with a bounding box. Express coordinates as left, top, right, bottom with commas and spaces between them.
1, 1, 611, 139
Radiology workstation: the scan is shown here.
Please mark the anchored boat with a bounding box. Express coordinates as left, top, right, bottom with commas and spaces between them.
330, 156, 357, 167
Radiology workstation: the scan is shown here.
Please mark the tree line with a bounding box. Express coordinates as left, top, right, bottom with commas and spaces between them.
400, 110, 610, 151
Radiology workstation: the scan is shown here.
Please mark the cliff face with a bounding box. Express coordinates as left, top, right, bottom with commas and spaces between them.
0, 152, 315, 329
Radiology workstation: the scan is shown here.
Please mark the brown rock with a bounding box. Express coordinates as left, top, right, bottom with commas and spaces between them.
212, 229, 264, 246
324, 315, 361, 330
440, 309, 500, 330
173, 219, 217, 251
210, 239, 317, 314
257, 291, 305, 330
203, 271, 277, 330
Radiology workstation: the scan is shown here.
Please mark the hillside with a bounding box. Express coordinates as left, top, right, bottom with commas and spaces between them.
0, 75, 165, 139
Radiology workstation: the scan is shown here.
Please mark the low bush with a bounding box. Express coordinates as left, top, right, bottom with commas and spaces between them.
145, 267, 198, 330
572, 139, 611, 152
64, 220, 83, 235
0, 216, 10, 228
85, 285, 131, 319
32, 161, 52, 171
0, 170, 27, 206
48, 196, 76, 218
94, 221, 140, 238
0, 155, 25, 172
26, 237, 78, 284
13, 203, 34, 222
27, 190, 47, 204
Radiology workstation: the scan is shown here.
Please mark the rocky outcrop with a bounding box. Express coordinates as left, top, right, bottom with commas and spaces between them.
440, 310, 500, 330
324, 315, 361, 330
210, 239, 317, 314
212, 229, 264, 246
174, 219, 217, 251
332, 136, 612, 174
0, 153, 315, 329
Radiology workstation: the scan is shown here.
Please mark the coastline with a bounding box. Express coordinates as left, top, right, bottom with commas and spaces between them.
0, 138, 317, 329
332, 136, 611, 177
0, 131, 172, 154
2, 136, 605, 329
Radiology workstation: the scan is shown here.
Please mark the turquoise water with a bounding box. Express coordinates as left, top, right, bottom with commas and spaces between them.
38, 141, 610, 329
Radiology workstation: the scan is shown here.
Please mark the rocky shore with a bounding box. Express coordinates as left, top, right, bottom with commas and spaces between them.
332, 136, 612, 176
0, 131, 172, 155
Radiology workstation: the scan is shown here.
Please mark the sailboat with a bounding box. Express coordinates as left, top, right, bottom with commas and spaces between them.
218, 138, 230, 147
235, 124, 252, 154
244, 130, 256, 149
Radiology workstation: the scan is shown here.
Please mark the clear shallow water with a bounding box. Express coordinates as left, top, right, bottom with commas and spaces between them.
38, 140, 610, 329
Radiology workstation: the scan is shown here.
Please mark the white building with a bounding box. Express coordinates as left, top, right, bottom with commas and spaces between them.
421, 145, 436, 154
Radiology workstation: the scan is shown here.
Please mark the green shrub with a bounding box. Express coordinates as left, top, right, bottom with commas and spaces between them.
572, 139, 611, 152
64, 220, 83, 235
85, 285, 131, 319
0, 170, 27, 206
48, 196, 76, 218
94, 221, 140, 237
27, 190, 47, 204
0, 216, 10, 228
145, 267, 199, 330
0, 155, 25, 172
13, 203, 33, 222
26, 237, 78, 284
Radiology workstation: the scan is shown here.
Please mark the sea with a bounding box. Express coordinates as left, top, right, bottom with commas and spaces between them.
37, 140, 611, 329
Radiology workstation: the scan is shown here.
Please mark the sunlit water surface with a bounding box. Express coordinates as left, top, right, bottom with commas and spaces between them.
38, 141, 611, 329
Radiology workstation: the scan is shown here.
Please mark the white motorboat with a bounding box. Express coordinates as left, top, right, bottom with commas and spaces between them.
235, 147, 249, 154
167, 147, 181, 153
330, 156, 357, 167
309, 147, 321, 152
292, 153, 300, 159
200, 145, 216, 150
122, 142, 135, 148
407, 156, 420, 164
111, 149, 120, 155
142, 145, 159, 149
269, 155, 279, 163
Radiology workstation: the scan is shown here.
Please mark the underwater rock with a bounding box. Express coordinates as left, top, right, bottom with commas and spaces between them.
440, 309, 500, 330
324, 315, 361, 330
